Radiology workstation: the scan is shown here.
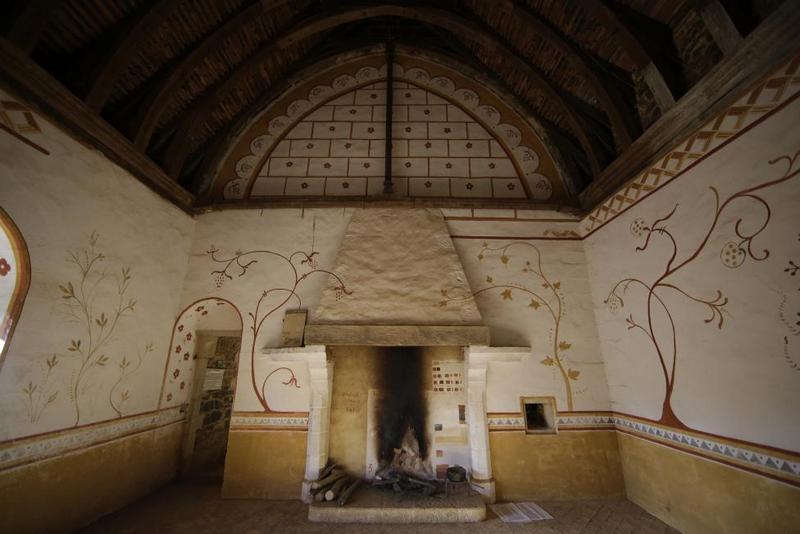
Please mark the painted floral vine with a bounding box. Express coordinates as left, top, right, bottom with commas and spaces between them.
22, 354, 59, 423
22, 232, 153, 426
605, 150, 800, 428
442, 241, 579, 410
110, 342, 154, 417
208, 246, 349, 411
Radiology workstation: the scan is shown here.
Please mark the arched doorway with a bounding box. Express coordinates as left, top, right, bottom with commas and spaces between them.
161, 298, 243, 480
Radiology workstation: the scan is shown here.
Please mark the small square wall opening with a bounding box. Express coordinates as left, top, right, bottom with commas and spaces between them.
521, 397, 557, 434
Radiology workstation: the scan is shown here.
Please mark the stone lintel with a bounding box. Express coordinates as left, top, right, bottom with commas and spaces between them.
304, 324, 490, 346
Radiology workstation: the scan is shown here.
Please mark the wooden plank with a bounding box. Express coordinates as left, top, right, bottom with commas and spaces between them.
304, 325, 491, 346
0, 37, 195, 213
579, 0, 800, 210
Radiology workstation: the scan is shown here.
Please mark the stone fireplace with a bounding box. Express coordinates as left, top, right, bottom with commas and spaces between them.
256, 208, 529, 505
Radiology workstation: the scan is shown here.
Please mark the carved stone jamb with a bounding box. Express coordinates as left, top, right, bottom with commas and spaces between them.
299, 346, 331, 502
464, 346, 527, 503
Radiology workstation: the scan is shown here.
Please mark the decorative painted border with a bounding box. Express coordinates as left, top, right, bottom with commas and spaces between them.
614, 414, 800, 486
223, 56, 561, 202
229, 411, 309, 431
0, 406, 184, 472
582, 55, 800, 236
487, 410, 800, 486
487, 411, 615, 431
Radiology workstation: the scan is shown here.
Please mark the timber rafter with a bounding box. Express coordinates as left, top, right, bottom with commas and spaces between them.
1, 0, 793, 214
159, 3, 609, 181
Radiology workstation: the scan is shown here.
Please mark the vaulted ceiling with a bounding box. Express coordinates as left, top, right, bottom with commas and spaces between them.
0, 0, 791, 211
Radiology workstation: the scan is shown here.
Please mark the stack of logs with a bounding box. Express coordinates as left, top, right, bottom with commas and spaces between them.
372, 465, 441, 496
310, 462, 362, 506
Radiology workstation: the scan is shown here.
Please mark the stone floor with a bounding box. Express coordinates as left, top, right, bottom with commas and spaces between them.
79, 480, 679, 534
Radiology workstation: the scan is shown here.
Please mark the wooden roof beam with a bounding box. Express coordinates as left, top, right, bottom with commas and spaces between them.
129, 0, 272, 150
0, 37, 194, 212
83, 0, 185, 113
693, 0, 744, 56
494, 0, 639, 150
580, 0, 676, 115
579, 0, 800, 209
159, 4, 606, 182
186, 41, 589, 200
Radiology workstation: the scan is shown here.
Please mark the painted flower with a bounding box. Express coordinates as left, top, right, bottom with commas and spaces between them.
630, 218, 646, 237
178, 325, 184, 332
173, 369, 180, 379
186, 333, 192, 341
0, 258, 10, 277
180, 381, 186, 390
720, 242, 745, 269
605, 294, 622, 314
183, 352, 190, 360
166, 393, 173, 402
175, 345, 182, 353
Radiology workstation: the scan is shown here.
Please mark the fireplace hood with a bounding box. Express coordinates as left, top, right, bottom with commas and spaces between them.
305, 208, 489, 346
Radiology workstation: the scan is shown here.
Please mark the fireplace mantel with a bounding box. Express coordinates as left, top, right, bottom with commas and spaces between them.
303, 324, 490, 346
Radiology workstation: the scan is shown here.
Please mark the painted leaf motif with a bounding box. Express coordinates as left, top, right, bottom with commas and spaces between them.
500, 255, 509, 264
567, 368, 580, 380
558, 341, 572, 351
500, 289, 513, 300
529, 299, 540, 309
541, 356, 554, 366
439, 300, 448, 308
553, 281, 561, 289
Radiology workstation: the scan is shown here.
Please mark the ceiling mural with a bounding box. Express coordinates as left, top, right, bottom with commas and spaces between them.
212, 51, 567, 204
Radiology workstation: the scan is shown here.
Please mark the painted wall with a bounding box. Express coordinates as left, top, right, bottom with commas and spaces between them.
583, 60, 800, 531
0, 86, 195, 531
214, 48, 568, 203
179, 205, 616, 499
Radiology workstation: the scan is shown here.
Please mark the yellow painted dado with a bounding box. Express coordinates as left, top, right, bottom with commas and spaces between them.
489, 430, 625, 501
0, 422, 182, 534
222, 431, 307, 499
618, 432, 800, 534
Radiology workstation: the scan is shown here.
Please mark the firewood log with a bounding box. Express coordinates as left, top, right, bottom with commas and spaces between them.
337, 479, 362, 506
324, 477, 349, 501
318, 462, 337, 480
311, 470, 345, 489
313, 490, 325, 502
407, 477, 435, 488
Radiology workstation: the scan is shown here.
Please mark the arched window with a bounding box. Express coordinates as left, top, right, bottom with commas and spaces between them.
0, 208, 30, 370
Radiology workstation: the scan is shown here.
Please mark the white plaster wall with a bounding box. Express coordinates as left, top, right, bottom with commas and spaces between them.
180, 209, 353, 412
452, 233, 611, 413
183, 208, 613, 416
584, 97, 800, 451
0, 88, 195, 441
